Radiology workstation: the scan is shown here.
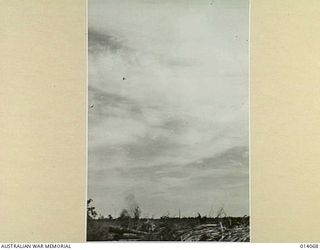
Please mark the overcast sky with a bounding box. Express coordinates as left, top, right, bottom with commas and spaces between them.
88, 0, 249, 218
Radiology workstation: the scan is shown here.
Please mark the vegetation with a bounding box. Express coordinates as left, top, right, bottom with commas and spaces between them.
86, 199, 249, 242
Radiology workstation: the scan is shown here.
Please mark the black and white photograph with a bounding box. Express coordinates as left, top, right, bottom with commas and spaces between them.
87, 0, 249, 241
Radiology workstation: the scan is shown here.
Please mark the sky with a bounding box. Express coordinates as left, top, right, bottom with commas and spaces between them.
88, 0, 249, 218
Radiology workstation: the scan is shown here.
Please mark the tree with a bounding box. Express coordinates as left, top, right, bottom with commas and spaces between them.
216, 207, 227, 218
133, 206, 141, 219
87, 199, 98, 219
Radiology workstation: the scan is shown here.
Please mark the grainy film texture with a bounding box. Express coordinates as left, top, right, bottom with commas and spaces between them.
88, 0, 249, 241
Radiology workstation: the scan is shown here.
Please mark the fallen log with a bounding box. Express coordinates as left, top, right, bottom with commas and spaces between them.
109, 226, 149, 235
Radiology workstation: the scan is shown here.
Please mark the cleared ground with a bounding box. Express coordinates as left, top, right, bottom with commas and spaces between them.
87, 216, 250, 242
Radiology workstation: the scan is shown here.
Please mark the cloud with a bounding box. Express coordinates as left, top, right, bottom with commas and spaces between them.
88, 0, 249, 217
89, 29, 126, 54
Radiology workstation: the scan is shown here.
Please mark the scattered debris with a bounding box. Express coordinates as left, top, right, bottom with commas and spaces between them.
87, 218, 249, 242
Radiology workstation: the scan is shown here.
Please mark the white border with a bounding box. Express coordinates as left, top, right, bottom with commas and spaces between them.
248, 0, 252, 242
85, 0, 89, 241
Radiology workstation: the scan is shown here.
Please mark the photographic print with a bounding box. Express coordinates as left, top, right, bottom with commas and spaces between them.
88, 0, 249, 241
